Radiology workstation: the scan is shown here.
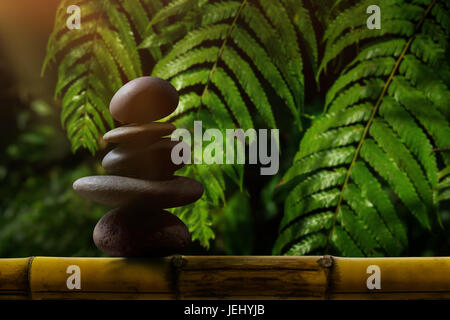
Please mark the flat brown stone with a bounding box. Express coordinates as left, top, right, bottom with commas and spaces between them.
102, 139, 186, 180
109, 77, 179, 123
93, 207, 190, 257
73, 175, 204, 208
103, 122, 176, 145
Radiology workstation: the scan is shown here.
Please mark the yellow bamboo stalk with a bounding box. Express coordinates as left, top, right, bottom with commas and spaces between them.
329, 257, 450, 299
0, 256, 449, 300
0, 258, 30, 299
30, 257, 174, 300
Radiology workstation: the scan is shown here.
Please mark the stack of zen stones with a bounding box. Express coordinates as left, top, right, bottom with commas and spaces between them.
73, 77, 204, 257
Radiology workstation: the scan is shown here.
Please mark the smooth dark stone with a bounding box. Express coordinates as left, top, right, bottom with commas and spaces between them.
109, 77, 179, 123
93, 207, 190, 257
73, 175, 204, 208
102, 139, 186, 180
103, 122, 176, 144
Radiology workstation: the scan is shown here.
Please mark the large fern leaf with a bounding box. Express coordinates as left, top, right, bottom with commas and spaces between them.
149, 0, 318, 131
275, 0, 450, 256
42, 0, 163, 154
145, 0, 317, 247
437, 164, 450, 202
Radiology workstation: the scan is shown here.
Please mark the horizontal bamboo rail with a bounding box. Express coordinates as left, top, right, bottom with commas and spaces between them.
0, 256, 449, 300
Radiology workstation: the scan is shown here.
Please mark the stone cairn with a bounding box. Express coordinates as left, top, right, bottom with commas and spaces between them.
73, 77, 204, 257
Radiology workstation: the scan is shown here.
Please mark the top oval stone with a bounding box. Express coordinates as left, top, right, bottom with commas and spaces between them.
109, 77, 179, 123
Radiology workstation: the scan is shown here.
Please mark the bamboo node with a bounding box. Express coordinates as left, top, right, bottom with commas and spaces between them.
171, 255, 187, 269
317, 255, 334, 268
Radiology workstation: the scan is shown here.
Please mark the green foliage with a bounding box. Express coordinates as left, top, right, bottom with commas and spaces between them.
42, 0, 165, 154
43, 0, 317, 151
43, 0, 318, 249
0, 164, 107, 257
274, 0, 450, 256
148, 0, 317, 247
437, 165, 450, 202
42, 0, 450, 255
0, 100, 107, 257
150, 0, 317, 131
221, 191, 253, 255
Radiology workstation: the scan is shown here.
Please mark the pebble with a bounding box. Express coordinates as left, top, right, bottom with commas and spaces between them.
73, 77, 203, 257
109, 77, 179, 123
93, 207, 190, 257
101, 139, 186, 180
73, 175, 204, 208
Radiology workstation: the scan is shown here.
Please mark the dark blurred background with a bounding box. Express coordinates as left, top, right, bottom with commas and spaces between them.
0, 1, 107, 257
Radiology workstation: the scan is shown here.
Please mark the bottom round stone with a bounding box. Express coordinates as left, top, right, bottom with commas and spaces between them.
93, 206, 190, 257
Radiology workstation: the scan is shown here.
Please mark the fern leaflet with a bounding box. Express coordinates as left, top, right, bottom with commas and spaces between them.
275, 0, 450, 257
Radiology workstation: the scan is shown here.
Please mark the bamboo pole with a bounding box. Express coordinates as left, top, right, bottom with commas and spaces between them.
29, 257, 174, 300
329, 256, 450, 299
0, 258, 29, 299
176, 256, 328, 299
0, 256, 449, 300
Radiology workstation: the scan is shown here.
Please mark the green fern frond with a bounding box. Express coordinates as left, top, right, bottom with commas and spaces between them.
171, 158, 241, 248
281, 0, 319, 74
148, 0, 200, 28
202, 1, 240, 25
170, 106, 240, 247
317, 0, 432, 76
326, 57, 396, 107
152, 0, 315, 132
276, 0, 450, 257
42, 0, 155, 154
211, 67, 254, 130
149, 0, 317, 248
174, 199, 215, 249
43, 0, 318, 249
230, 26, 297, 118
437, 165, 450, 202
123, 0, 165, 59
